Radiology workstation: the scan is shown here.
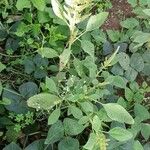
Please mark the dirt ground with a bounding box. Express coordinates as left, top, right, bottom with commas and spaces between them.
103, 0, 134, 30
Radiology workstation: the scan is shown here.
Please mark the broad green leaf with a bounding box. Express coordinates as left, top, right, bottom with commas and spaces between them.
16, 0, 31, 10
45, 120, 64, 144
141, 123, 150, 141
3, 142, 22, 150
59, 48, 71, 71
27, 93, 61, 110
109, 127, 133, 142
46, 77, 58, 93
0, 62, 6, 72
86, 12, 108, 31
73, 58, 84, 77
51, 0, 66, 21
130, 53, 144, 72
81, 40, 94, 59
103, 103, 134, 124
125, 87, 134, 102
107, 30, 120, 42
92, 115, 101, 132
133, 140, 144, 150
134, 104, 150, 122
63, 118, 84, 136
110, 75, 127, 89
133, 33, 150, 44
80, 102, 94, 113
58, 137, 79, 150
143, 9, 150, 16
48, 108, 60, 125
69, 106, 83, 119
117, 52, 130, 70
30, 0, 45, 11
38, 47, 59, 58
0, 81, 2, 95
24, 139, 49, 150
19, 82, 38, 99
83, 133, 97, 150
120, 18, 139, 29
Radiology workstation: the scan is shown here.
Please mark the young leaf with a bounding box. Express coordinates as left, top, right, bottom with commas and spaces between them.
30, 0, 45, 11
130, 53, 144, 72
141, 123, 150, 141
134, 104, 150, 122
3, 142, 22, 150
133, 140, 144, 150
69, 106, 83, 119
45, 120, 64, 144
109, 127, 133, 142
81, 40, 94, 59
86, 12, 108, 31
58, 137, 79, 150
103, 103, 134, 124
117, 52, 130, 70
59, 48, 71, 71
38, 47, 59, 58
92, 115, 101, 132
48, 108, 61, 125
46, 77, 58, 93
83, 133, 97, 150
51, 0, 66, 21
16, 0, 31, 10
125, 87, 134, 102
63, 118, 84, 136
27, 93, 61, 110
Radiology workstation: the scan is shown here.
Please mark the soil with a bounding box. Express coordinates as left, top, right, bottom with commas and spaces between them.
102, 0, 135, 30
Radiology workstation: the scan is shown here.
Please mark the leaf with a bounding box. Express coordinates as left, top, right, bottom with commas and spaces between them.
0, 62, 6, 72
0, 81, 2, 95
3, 89, 28, 114
143, 9, 150, 16
80, 102, 94, 113
27, 93, 61, 110
48, 108, 61, 125
81, 40, 94, 59
24, 139, 49, 150
130, 53, 144, 72
16, 0, 31, 10
120, 18, 139, 29
134, 104, 150, 122
133, 140, 144, 150
19, 82, 38, 99
117, 52, 130, 70
73, 58, 84, 77
103, 103, 134, 124
30, 0, 45, 11
125, 87, 134, 102
69, 106, 83, 119
51, 0, 66, 21
45, 120, 64, 144
92, 115, 101, 132
46, 77, 58, 94
86, 12, 108, 31
107, 30, 120, 42
141, 123, 150, 141
59, 48, 71, 71
109, 127, 133, 142
38, 47, 59, 58
3, 142, 22, 150
111, 76, 127, 89
83, 133, 97, 150
63, 118, 84, 136
58, 137, 79, 150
